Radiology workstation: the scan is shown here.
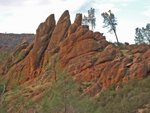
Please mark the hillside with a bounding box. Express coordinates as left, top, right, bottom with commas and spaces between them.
0, 33, 34, 52
0, 10, 150, 113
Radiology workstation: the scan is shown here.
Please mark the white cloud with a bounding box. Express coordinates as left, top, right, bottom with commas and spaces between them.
143, 6, 150, 17
0, 0, 88, 33
0, 0, 24, 6
109, 0, 135, 2
0, 0, 148, 44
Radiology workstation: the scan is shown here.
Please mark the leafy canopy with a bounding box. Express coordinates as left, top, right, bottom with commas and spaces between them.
101, 10, 119, 45
101, 10, 117, 33
135, 24, 150, 44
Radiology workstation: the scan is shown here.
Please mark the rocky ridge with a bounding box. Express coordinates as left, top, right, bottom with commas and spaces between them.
1, 10, 150, 98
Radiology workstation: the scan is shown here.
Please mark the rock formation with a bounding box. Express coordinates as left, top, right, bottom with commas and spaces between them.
1, 10, 150, 97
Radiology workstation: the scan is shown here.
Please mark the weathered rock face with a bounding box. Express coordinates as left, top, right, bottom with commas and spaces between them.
1, 10, 150, 96
2, 14, 56, 85
30, 14, 56, 70
47, 10, 71, 50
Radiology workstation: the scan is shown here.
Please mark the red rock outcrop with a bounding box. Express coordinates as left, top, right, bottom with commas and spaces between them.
3, 14, 56, 85
1, 10, 150, 96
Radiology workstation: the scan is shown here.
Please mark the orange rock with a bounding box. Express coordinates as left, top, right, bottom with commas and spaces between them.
30, 14, 56, 70
47, 10, 71, 50
2, 10, 150, 97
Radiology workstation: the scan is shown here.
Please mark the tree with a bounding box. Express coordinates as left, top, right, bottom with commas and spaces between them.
134, 28, 145, 44
82, 8, 96, 31
88, 8, 96, 30
143, 24, 150, 43
101, 10, 119, 45
135, 24, 150, 44
41, 69, 95, 113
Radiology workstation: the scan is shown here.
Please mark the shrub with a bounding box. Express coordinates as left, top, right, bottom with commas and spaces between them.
96, 77, 150, 113
40, 69, 95, 113
0, 52, 10, 63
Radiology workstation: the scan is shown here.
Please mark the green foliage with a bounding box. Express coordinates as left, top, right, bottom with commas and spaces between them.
40, 69, 95, 113
135, 27, 146, 44
0, 76, 6, 95
101, 10, 119, 45
0, 52, 10, 63
13, 51, 24, 61
0, 83, 38, 113
101, 10, 117, 33
0, 84, 5, 95
1, 67, 150, 113
0, 68, 95, 113
135, 24, 150, 44
96, 77, 150, 113
82, 8, 96, 30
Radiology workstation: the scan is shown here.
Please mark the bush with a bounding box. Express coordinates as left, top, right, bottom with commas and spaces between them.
40, 69, 96, 113
0, 84, 5, 96
0, 52, 10, 63
96, 77, 150, 113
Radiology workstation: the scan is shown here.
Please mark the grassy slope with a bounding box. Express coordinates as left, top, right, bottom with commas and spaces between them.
96, 76, 150, 113
0, 72, 150, 113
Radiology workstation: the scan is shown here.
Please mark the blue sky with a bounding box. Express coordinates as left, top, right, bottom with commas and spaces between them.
0, 0, 150, 43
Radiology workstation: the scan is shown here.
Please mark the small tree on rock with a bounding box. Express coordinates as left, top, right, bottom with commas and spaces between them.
82, 8, 96, 31
135, 24, 150, 44
135, 28, 145, 44
101, 10, 119, 45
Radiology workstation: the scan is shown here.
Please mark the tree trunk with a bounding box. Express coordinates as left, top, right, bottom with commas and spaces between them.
113, 29, 119, 45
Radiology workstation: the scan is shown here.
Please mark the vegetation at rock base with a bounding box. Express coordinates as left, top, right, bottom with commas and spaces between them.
0, 70, 150, 113
0, 69, 95, 113
0, 52, 10, 64
39, 69, 95, 113
96, 76, 150, 113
